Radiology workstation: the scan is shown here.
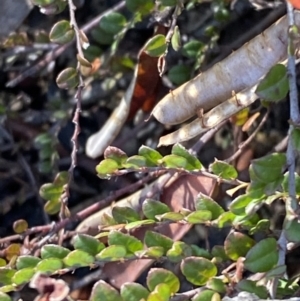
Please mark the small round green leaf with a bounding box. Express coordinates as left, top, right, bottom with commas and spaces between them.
126, 0, 154, 15
171, 25, 181, 51
182, 40, 204, 58
124, 219, 155, 230
285, 217, 300, 242
147, 268, 180, 294
100, 12, 127, 35
236, 280, 268, 299
56, 67, 79, 89
121, 282, 149, 301
144, 231, 173, 254
96, 245, 127, 261
256, 64, 289, 102
209, 160, 238, 179
63, 250, 94, 267
12, 268, 35, 285
148, 283, 171, 301
193, 290, 217, 301
49, 20, 75, 44
0, 292, 12, 301
108, 231, 144, 254
138, 145, 163, 166
224, 232, 255, 261
167, 241, 193, 263
159, 154, 188, 169
185, 210, 212, 224
35, 258, 63, 273
172, 143, 202, 170
195, 193, 224, 220
112, 206, 140, 224
144, 34, 167, 57
142, 199, 170, 220
90, 280, 121, 301
0, 268, 16, 285
96, 159, 119, 178
16, 256, 41, 270
41, 244, 70, 259
168, 65, 191, 86
244, 238, 278, 273
73, 234, 105, 256
181, 257, 217, 286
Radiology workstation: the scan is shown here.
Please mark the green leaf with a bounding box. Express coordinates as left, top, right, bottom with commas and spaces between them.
73, 234, 105, 256
282, 172, 300, 195
104, 146, 128, 166
256, 64, 289, 102
195, 193, 224, 220
191, 245, 212, 259
16, 256, 41, 270
185, 210, 212, 224
144, 34, 167, 57
236, 280, 268, 299
244, 238, 278, 273
41, 244, 70, 259
135, 247, 165, 259
96, 245, 127, 261
126, 0, 155, 15
44, 200, 61, 215
181, 257, 217, 286
12, 268, 35, 285
0, 292, 12, 301
159, 154, 187, 169
138, 145, 163, 167
120, 283, 149, 301
49, 20, 75, 44
211, 245, 229, 262
90, 280, 121, 301
182, 40, 204, 58
171, 25, 181, 51
144, 231, 173, 254
193, 290, 217, 301
108, 231, 144, 254
35, 258, 63, 273
142, 199, 170, 220
156, 212, 184, 222
224, 232, 255, 261
96, 159, 119, 178
249, 153, 286, 194
214, 212, 236, 228
63, 250, 94, 267
56, 67, 79, 89
172, 144, 202, 170
112, 206, 140, 223
249, 219, 270, 235
91, 27, 114, 45
147, 283, 171, 301
206, 278, 226, 294
167, 241, 193, 263
209, 160, 238, 179
147, 268, 180, 294
284, 217, 300, 243
124, 155, 148, 168
124, 219, 155, 230
0, 268, 16, 285
168, 65, 191, 86
100, 12, 127, 35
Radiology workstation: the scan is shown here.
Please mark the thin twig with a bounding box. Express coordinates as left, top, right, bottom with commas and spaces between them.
271, 1, 300, 298
0, 173, 156, 245
225, 109, 270, 163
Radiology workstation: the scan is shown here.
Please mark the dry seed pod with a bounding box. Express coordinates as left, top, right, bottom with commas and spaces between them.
152, 13, 300, 125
